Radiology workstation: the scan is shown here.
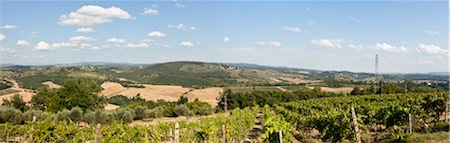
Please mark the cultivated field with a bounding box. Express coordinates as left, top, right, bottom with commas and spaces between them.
100, 82, 223, 106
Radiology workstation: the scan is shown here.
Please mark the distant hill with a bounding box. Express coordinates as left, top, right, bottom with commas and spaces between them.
1, 61, 448, 89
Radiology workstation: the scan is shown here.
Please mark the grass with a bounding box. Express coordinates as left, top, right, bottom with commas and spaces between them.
403, 132, 449, 143
0, 89, 19, 96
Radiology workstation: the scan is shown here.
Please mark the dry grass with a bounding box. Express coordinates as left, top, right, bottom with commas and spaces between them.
100, 82, 223, 106
42, 81, 62, 89
104, 104, 120, 110
185, 87, 223, 107
307, 86, 354, 94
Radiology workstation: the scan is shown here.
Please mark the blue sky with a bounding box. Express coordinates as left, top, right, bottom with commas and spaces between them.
0, 1, 448, 73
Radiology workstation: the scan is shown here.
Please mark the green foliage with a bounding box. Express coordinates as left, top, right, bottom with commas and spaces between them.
31, 77, 105, 112
0, 106, 22, 124
106, 95, 131, 106
118, 61, 237, 87
177, 96, 188, 104
114, 108, 135, 123
261, 105, 292, 143
174, 104, 194, 117
2, 94, 27, 112
274, 92, 448, 142
218, 88, 341, 110
59, 77, 104, 111
186, 101, 213, 115
0, 107, 259, 142
133, 106, 146, 120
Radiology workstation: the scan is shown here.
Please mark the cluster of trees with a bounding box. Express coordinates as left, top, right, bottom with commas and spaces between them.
217, 88, 342, 110
1, 77, 215, 125
0, 106, 136, 124
350, 81, 443, 95
107, 95, 214, 119
30, 77, 105, 112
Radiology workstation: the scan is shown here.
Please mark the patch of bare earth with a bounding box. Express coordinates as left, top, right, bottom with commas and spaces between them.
185, 87, 223, 107
100, 82, 223, 107
42, 81, 62, 89
0, 78, 35, 104
307, 86, 354, 94
104, 104, 120, 110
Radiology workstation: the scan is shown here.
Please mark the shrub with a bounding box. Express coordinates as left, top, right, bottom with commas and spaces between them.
0, 106, 22, 124
187, 101, 213, 115
133, 106, 146, 120
22, 109, 49, 122
144, 107, 163, 118
84, 110, 115, 124
56, 109, 71, 121
69, 107, 83, 122
174, 104, 194, 117
114, 108, 135, 123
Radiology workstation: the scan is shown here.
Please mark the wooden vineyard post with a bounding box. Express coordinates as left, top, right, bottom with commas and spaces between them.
445, 103, 448, 123
222, 124, 226, 143
170, 128, 173, 143
408, 113, 412, 133
5, 122, 9, 143
351, 106, 361, 143
224, 92, 228, 116
175, 122, 179, 143
94, 124, 101, 143
279, 130, 283, 143
29, 116, 36, 141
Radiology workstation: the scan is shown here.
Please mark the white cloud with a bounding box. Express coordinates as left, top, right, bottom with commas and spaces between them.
76, 27, 94, 33
223, 37, 230, 43
50, 42, 76, 49
34, 41, 51, 51
373, 43, 409, 53
350, 16, 361, 23
0, 48, 17, 54
169, 23, 196, 31
310, 39, 343, 49
34, 41, 77, 51
416, 44, 446, 55
175, 3, 186, 7
106, 37, 125, 43
284, 26, 302, 32
141, 8, 159, 15
348, 44, 364, 49
0, 34, 5, 41
58, 5, 131, 26
69, 36, 96, 43
424, 30, 440, 36
139, 39, 154, 43
125, 43, 150, 48
256, 41, 282, 48
0, 25, 18, 30
16, 40, 30, 47
148, 31, 166, 37
179, 41, 194, 47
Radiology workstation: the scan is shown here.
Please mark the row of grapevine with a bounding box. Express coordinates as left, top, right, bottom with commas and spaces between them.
273, 92, 448, 142
0, 106, 259, 143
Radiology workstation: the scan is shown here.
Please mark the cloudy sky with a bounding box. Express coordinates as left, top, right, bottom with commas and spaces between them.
0, 1, 448, 73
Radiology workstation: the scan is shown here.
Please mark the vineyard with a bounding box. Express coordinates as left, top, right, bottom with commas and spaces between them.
0, 107, 258, 142
273, 92, 448, 142
0, 91, 448, 142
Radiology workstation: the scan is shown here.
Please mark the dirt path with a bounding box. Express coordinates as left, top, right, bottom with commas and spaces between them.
276, 86, 287, 92
243, 110, 263, 143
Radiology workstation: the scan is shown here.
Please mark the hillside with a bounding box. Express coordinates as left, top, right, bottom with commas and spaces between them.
0, 61, 448, 89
